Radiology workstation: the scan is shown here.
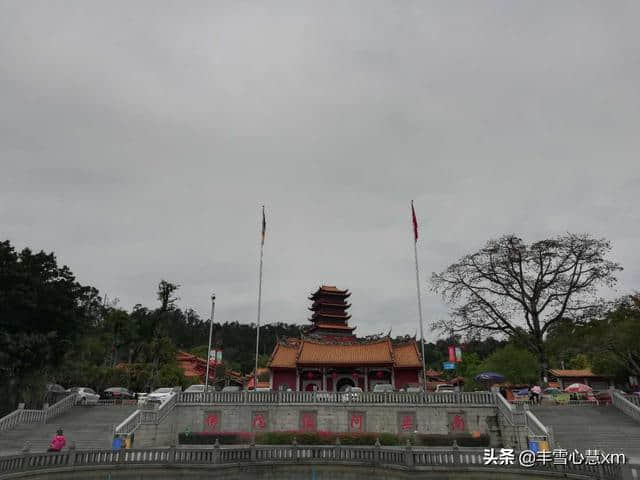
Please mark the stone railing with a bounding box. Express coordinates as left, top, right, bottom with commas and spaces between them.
114, 410, 141, 436
178, 390, 496, 406
0, 409, 44, 432
43, 393, 77, 422
612, 391, 640, 424
0, 445, 625, 480
0, 394, 77, 433
625, 395, 640, 407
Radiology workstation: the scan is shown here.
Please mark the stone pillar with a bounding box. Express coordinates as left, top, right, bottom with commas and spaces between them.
391, 368, 395, 390
322, 368, 326, 391
296, 369, 300, 391
364, 368, 369, 392
404, 439, 413, 467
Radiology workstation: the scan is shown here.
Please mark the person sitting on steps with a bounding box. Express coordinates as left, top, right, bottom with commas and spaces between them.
48, 428, 66, 452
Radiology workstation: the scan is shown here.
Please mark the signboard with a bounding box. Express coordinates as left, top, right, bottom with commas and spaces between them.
443, 362, 456, 370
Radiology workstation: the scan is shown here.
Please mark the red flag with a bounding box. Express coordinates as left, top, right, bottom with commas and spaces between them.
411, 201, 418, 242
448, 346, 456, 363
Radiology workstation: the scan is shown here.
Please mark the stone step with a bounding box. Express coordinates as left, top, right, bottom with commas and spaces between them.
0, 405, 137, 455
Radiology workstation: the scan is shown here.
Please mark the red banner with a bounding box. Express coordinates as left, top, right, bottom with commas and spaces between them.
448, 346, 456, 363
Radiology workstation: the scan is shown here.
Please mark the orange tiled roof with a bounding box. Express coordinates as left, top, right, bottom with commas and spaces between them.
297, 338, 393, 366
549, 369, 606, 378
268, 342, 299, 368
392, 341, 422, 368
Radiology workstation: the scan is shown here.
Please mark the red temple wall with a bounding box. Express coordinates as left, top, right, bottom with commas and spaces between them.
394, 369, 420, 389
272, 369, 297, 391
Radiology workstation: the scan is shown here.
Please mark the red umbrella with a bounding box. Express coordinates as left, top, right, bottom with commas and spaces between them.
564, 383, 592, 393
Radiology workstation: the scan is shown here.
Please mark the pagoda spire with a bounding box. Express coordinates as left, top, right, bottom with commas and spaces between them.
307, 285, 356, 339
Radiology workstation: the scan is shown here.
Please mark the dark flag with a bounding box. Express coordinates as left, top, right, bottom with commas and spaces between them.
261, 206, 266, 246
411, 201, 418, 242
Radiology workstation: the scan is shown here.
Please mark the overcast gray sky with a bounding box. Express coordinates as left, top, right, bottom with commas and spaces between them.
2, 1, 639, 339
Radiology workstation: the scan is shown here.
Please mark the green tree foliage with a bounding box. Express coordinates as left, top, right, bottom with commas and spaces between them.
0, 241, 102, 413
477, 344, 539, 385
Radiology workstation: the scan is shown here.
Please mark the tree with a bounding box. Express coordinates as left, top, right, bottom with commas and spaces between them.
431, 234, 621, 382
157, 280, 179, 312
584, 294, 640, 379
478, 344, 539, 385
0, 241, 101, 414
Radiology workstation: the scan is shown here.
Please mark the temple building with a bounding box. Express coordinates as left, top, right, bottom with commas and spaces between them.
267, 285, 424, 391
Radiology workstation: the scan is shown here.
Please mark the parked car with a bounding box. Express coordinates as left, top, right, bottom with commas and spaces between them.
435, 384, 455, 393
373, 384, 394, 393
405, 386, 423, 393
102, 387, 135, 400
222, 385, 241, 392
341, 386, 363, 402
145, 387, 174, 402
185, 385, 206, 393
68, 387, 100, 405
137, 393, 148, 406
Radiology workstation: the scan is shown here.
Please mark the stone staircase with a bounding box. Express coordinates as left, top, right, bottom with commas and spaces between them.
0, 405, 137, 455
532, 405, 640, 463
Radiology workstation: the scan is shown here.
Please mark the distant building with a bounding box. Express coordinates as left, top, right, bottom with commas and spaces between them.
548, 369, 612, 390
267, 285, 423, 391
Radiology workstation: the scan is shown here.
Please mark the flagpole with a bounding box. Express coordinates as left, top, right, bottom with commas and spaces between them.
412, 201, 428, 392
254, 206, 265, 390
205, 293, 216, 391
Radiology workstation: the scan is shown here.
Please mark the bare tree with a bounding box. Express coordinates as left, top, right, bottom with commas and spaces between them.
431, 234, 622, 382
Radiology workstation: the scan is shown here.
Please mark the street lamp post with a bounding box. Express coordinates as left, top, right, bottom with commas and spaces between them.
205, 293, 216, 391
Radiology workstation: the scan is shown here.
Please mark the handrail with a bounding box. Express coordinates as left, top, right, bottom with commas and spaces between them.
612, 391, 640, 424
44, 393, 77, 422
0, 446, 625, 480
177, 390, 496, 406
0, 394, 77, 433
114, 410, 141, 436
495, 392, 515, 424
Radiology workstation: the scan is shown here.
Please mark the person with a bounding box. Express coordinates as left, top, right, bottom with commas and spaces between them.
531, 384, 542, 404
48, 429, 66, 452
112, 435, 123, 450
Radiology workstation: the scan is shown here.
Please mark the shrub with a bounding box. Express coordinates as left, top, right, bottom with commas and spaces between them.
178, 430, 487, 447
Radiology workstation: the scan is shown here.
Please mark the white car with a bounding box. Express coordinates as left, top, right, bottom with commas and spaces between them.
341, 386, 363, 402
68, 387, 100, 405
373, 384, 394, 393
435, 384, 455, 393
142, 387, 175, 405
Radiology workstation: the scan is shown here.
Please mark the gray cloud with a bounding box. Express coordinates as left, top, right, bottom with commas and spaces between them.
1, 1, 639, 338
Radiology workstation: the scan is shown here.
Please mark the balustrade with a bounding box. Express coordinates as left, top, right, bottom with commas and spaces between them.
177, 390, 496, 406
0, 446, 625, 479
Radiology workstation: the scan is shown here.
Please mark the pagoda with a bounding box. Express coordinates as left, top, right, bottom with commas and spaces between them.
307, 285, 356, 339
267, 285, 424, 392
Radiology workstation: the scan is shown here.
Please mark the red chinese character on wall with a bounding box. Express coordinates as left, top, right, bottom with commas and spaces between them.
401, 415, 414, 432
205, 413, 219, 430
253, 413, 266, 430
301, 412, 316, 432
350, 413, 363, 432
450, 414, 465, 432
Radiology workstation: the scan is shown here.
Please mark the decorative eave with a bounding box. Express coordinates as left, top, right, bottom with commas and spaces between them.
308, 312, 351, 321
309, 323, 356, 332
308, 302, 351, 311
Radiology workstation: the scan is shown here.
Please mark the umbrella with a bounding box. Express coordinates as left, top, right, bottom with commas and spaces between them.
564, 383, 592, 393
474, 372, 506, 383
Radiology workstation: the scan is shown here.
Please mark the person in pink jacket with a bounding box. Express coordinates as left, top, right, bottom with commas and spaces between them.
48, 429, 66, 452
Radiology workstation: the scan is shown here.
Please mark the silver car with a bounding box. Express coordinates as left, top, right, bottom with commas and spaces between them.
68, 387, 100, 405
